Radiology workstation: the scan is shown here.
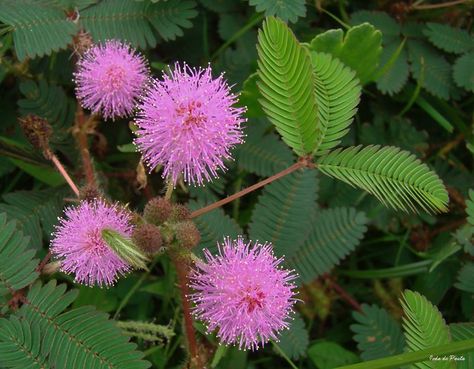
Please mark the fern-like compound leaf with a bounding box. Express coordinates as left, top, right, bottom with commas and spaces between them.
248, 0, 306, 23
18, 281, 151, 369
277, 313, 309, 359
0, 0, 77, 60
455, 262, 474, 293
423, 23, 474, 55
286, 207, 367, 283
0, 213, 38, 297
401, 290, 452, 369
310, 52, 361, 156
0, 316, 47, 369
351, 304, 405, 361
317, 145, 449, 214
453, 52, 474, 93
248, 169, 319, 258
256, 16, 319, 156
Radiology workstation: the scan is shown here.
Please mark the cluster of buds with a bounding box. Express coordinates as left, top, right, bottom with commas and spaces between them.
18, 114, 53, 157
132, 197, 200, 258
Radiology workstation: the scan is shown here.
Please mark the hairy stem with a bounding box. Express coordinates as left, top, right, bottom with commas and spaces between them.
191, 161, 306, 218
324, 275, 362, 312
46, 150, 80, 196
173, 258, 202, 368
74, 106, 97, 187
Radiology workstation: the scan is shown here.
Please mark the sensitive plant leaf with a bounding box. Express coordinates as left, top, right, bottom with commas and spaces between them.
277, 313, 309, 359
311, 52, 361, 156
236, 122, 294, 177
0, 0, 77, 60
0, 213, 39, 297
455, 263, 474, 293
401, 290, 452, 369
466, 189, 474, 226
450, 323, 474, 369
249, 0, 306, 23
286, 207, 367, 283
18, 281, 151, 369
317, 145, 449, 214
0, 316, 47, 369
376, 41, 410, 95
309, 23, 382, 85
423, 23, 474, 55
248, 169, 319, 258
256, 16, 319, 156
350, 10, 401, 43
81, 0, 197, 48
308, 341, 359, 369
351, 304, 405, 361
453, 52, 474, 92
408, 40, 453, 100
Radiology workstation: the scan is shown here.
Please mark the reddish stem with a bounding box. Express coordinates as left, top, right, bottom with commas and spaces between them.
74, 106, 96, 187
324, 275, 362, 312
173, 259, 202, 368
47, 151, 80, 196
191, 161, 306, 218
412, 0, 469, 10
36, 251, 51, 273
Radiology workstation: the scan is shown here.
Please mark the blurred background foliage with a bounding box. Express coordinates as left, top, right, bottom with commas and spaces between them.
0, 1, 473, 368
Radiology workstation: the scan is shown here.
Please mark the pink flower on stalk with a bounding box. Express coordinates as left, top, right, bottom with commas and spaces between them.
189, 237, 297, 350
135, 63, 246, 186
51, 199, 133, 287
74, 40, 148, 120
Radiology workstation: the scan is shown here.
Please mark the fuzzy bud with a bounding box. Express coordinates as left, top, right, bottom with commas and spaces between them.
79, 183, 101, 201
143, 197, 172, 225
175, 221, 200, 249
170, 204, 191, 222
18, 115, 52, 152
132, 223, 163, 255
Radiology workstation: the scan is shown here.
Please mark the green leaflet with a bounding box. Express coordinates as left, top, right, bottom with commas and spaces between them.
0, 0, 78, 61
0, 316, 47, 369
317, 145, 449, 214
309, 23, 382, 85
401, 290, 452, 369
15, 281, 151, 369
455, 262, 474, 294
453, 52, 474, 93
423, 23, 474, 55
277, 313, 309, 360
248, 169, 319, 258
286, 207, 367, 283
450, 323, 474, 369
0, 213, 38, 297
310, 52, 361, 156
351, 304, 405, 361
248, 0, 306, 23
256, 16, 319, 156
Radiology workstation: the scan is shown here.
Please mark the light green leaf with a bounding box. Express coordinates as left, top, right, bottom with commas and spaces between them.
450, 323, 474, 369
311, 52, 361, 156
309, 23, 382, 85
256, 16, 319, 156
317, 145, 449, 214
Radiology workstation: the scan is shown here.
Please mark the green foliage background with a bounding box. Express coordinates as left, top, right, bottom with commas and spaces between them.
0, 1, 473, 368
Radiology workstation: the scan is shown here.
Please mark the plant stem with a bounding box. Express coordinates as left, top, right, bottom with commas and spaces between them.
74, 106, 97, 187
271, 341, 299, 369
336, 338, 474, 369
172, 258, 202, 368
164, 181, 174, 200
324, 275, 362, 312
46, 150, 80, 196
191, 161, 305, 218
411, 0, 470, 10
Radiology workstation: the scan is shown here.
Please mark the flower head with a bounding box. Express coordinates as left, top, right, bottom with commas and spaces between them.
135, 63, 246, 186
74, 40, 148, 120
189, 237, 297, 350
51, 199, 133, 287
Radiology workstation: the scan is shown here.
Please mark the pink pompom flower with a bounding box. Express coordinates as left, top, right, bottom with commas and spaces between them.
135, 63, 246, 186
74, 40, 149, 120
51, 199, 133, 287
189, 237, 297, 350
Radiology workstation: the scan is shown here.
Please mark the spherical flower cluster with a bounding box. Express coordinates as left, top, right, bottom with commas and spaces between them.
51, 199, 133, 287
74, 40, 149, 120
189, 237, 297, 350
134, 63, 246, 186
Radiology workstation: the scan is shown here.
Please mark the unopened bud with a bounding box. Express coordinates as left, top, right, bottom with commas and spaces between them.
175, 221, 200, 249
132, 223, 163, 255
144, 197, 172, 225
18, 115, 52, 153
79, 183, 101, 201
101, 229, 149, 270
170, 204, 191, 222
